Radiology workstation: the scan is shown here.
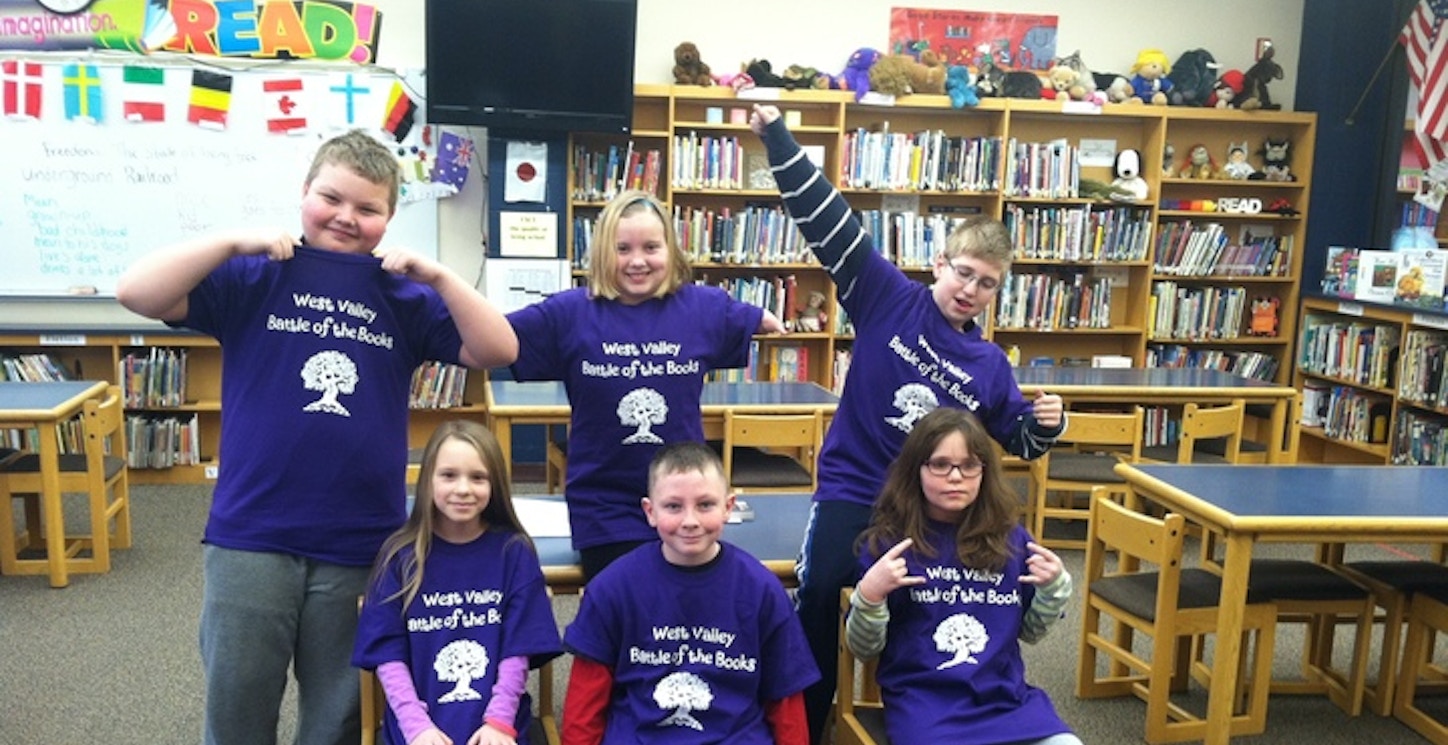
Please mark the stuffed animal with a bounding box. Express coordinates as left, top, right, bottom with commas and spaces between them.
1168, 48, 1219, 106
673, 42, 714, 86
1179, 143, 1216, 179
975, 58, 1005, 97
945, 65, 979, 108
1127, 48, 1173, 104
1221, 141, 1256, 179
1092, 72, 1134, 103
869, 53, 946, 96
1162, 142, 1176, 177
713, 70, 755, 92
1248, 297, 1280, 336
1112, 149, 1149, 200
1239, 45, 1283, 110
782, 64, 821, 91
745, 59, 789, 88
1208, 69, 1245, 108
1001, 69, 1044, 99
839, 48, 881, 101
1251, 138, 1295, 181
795, 291, 828, 332
1045, 51, 1101, 102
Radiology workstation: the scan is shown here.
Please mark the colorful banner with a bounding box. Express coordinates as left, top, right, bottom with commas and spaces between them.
0, 0, 382, 62
888, 7, 1058, 71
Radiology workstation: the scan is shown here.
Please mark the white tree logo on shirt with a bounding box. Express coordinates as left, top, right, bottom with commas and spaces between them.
884, 383, 939, 432
434, 639, 490, 703
617, 387, 668, 444
299, 350, 357, 416
654, 671, 713, 730
934, 612, 989, 669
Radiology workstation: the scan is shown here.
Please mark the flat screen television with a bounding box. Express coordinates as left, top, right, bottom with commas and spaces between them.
424, 0, 638, 135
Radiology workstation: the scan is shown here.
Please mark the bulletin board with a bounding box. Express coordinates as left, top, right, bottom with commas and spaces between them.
0, 58, 441, 297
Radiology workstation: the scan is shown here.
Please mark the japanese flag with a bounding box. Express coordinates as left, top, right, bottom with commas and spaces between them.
505, 140, 547, 203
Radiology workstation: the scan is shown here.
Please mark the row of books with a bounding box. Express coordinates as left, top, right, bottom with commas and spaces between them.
1297, 318, 1400, 389
1, 418, 81, 454
704, 341, 811, 384
1003, 138, 1080, 199
1142, 406, 1181, 448
673, 205, 812, 265
1393, 411, 1448, 465
1149, 283, 1248, 341
856, 210, 957, 269
1322, 246, 1448, 311
571, 142, 663, 201
994, 271, 1114, 331
701, 274, 801, 326
839, 128, 1002, 192
1311, 383, 1392, 444
1399, 329, 1448, 408
1, 353, 71, 382
120, 348, 187, 408
671, 133, 745, 190
409, 362, 469, 409
1146, 345, 1281, 382
1004, 204, 1152, 262
1154, 222, 1292, 277
127, 414, 201, 469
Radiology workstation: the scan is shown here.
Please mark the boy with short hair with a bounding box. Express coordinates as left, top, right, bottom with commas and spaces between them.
116, 129, 517, 745
561, 442, 817, 745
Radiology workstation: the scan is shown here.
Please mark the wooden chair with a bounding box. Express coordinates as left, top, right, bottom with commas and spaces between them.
1339, 547, 1448, 715
361, 657, 561, 745
1140, 399, 1245, 464
1028, 407, 1143, 550
544, 425, 568, 494
721, 410, 823, 493
834, 588, 887, 745
1393, 587, 1448, 745
1077, 489, 1276, 744
0, 383, 132, 577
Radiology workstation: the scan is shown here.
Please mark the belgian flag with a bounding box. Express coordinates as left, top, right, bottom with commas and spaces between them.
381, 80, 417, 142
188, 70, 232, 130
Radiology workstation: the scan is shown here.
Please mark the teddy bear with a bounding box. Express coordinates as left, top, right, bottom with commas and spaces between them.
838, 48, 880, 101
945, 65, 979, 108
1044, 51, 1101, 102
868, 53, 946, 97
673, 42, 713, 86
1238, 45, 1283, 111
1126, 48, 1173, 104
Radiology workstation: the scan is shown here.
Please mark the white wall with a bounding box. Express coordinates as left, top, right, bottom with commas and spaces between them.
3, 0, 1303, 328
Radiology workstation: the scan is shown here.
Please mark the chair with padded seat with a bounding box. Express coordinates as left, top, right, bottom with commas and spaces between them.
1077, 489, 1276, 744
721, 410, 823, 493
834, 588, 886, 745
360, 649, 561, 745
0, 383, 132, 577
1029, 407, 1144, 550
1339, 550, 1448, 716
1393, 587, 1448, 745
1140, 400, 1245, 465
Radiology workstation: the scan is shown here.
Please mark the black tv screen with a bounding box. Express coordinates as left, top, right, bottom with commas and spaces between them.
425, 0, 638, 135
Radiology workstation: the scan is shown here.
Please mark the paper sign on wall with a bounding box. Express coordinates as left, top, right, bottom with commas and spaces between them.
498, 211, 558, 258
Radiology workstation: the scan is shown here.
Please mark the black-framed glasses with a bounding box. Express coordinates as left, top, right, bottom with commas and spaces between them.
922, 458, 985, 478
945, 262, 1001, 292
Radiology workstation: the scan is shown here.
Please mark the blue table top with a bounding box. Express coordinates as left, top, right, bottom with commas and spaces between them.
1130, 464, 1448, 520
0, 380, 107, 419
489, 380, 838, 408
1013, 367, 1283, 390
532, 493, 812, 568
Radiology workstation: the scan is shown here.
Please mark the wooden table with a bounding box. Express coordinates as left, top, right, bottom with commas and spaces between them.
485, 380, 840, 475
0, 380, 109, 588
525, 492, 811, 594
1016, 367, 1299, 463
1114, 463, 1448, 744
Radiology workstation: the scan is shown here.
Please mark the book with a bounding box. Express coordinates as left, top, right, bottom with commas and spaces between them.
1353, 249, 1400, 304
1390, 248, 1447, 310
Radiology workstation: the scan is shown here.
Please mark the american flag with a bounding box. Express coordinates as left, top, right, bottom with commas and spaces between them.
1401, 0, 1448, 167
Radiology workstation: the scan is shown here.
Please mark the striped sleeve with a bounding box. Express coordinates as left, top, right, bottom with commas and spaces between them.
844, 589, 890, 660
1020, 568, 1073, 644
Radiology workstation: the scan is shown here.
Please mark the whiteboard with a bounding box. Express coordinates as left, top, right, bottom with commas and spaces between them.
0, 60, 439, 297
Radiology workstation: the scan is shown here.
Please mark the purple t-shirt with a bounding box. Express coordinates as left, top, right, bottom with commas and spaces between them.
564, 542, 820, 744
176, 247, 463, 565
858, 523, 1071, 744
353, 530, 562, 744
819, 252, 1031, 508
507, 285, 762, 549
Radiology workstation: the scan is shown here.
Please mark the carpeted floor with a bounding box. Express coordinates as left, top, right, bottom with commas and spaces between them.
1, 483, 1444, 743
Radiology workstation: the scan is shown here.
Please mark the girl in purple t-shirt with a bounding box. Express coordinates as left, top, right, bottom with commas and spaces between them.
354, 420, 561, 745
847, 408, 1079, 745
508, 191, 784, 578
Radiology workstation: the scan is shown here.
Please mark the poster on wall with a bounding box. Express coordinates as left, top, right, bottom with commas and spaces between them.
0, 0, 382, 62
888, 7, 1058, 71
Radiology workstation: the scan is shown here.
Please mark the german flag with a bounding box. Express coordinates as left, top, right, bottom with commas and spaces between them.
188, 70, 232, 130
381, 80, 417, 142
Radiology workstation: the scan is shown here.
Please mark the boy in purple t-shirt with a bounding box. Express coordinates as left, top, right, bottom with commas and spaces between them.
116, 130, 518, 745
561, 442, 817, 745
508, 191, 783, 579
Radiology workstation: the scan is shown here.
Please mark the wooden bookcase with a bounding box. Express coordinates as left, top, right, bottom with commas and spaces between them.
568, 87, 1316, 392
1294, 295, 1448, 465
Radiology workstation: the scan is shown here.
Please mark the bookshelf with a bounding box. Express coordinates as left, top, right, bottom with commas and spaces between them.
0, 331, 489, 484
1294, 295, 1448, 465
569, 87, 1316, 391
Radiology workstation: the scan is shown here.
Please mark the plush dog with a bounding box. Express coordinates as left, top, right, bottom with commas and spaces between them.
673, 42, 714, 86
